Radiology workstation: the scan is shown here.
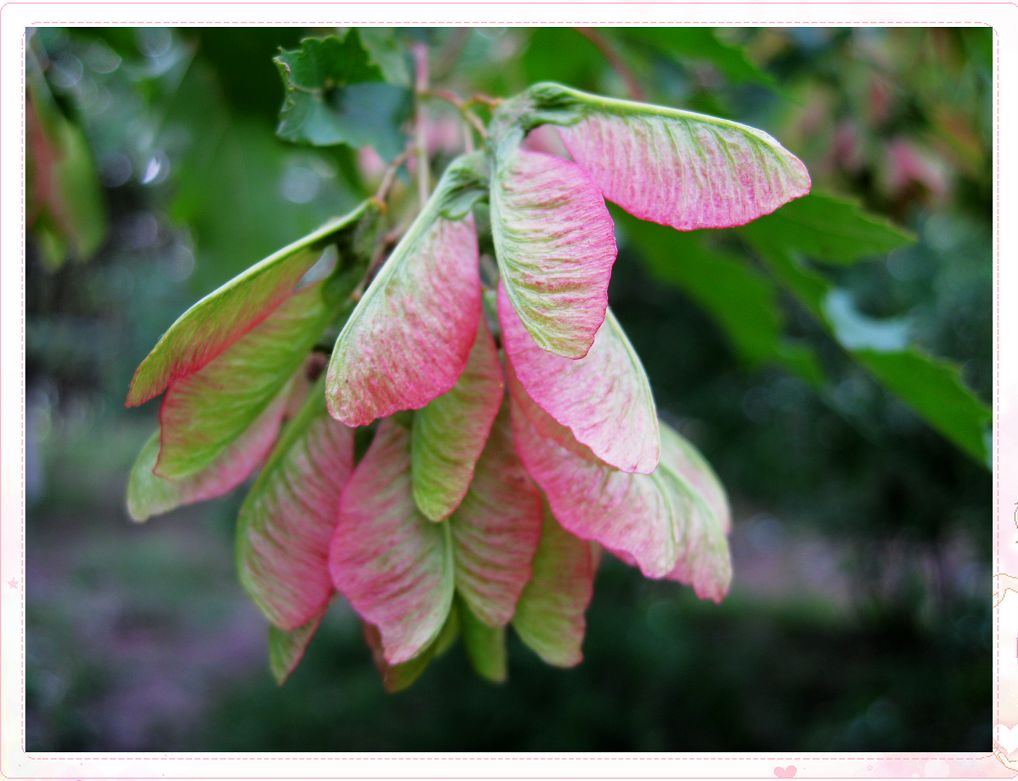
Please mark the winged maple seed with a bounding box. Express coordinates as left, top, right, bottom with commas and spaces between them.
125, 79, 809, 688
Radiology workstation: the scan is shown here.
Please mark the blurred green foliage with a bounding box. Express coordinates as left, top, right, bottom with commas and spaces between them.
26, 39, 107, 269
26, 26, 991, 751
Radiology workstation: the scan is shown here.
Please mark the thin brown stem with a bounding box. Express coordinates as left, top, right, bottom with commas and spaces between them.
465, 93, 502, 109
356, 213, 414, 298
461, 109, 489, 141
373, 146, 412, 204
576, 27, 645, 100
423, 88, 489, 141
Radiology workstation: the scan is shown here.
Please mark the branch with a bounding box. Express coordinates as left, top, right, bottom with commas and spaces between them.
433, 27, 471, 80
576, 28, 645, 100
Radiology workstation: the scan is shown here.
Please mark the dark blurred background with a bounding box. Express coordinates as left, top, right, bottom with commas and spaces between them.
25, 27, 991, 751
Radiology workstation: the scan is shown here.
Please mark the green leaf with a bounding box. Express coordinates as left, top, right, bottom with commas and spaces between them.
268, 610, 325, 685
738, 191, 915, 265
520, 28, 605, 89
616, 210, 823, 383
358, 28, 411, 86
614, 27, 777, 88
127, 200, 379, 407
624, 216, 779, 362
156, 282, 342, 479
754, 241, 990, 464
856, 348, 992, 466
274, 32, 412, 159
460, 601, 507, 684
159, 57, 366, 295
823, 289, 909, 351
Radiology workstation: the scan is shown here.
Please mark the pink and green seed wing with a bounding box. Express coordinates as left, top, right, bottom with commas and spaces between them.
512, 508, 597, 668
237, 385, 355, 631
660, 422, 731, 533
362, 606, 459, 693
557, 95, 810, 231
126, 202, 376, 407
498, 282, 660, 474
325, 215, 480, 427
156, 282, 338, 480
268, 608, 326, 685
490, 147, 618, 359
460, 602, 508, 683
506, 362, 677, 578
657, 423, 733, 602
411, 316, 504, 521
509, 357, 732, 600
450, 407, 543, 628
329, 420, 454, 665
126, 382, 291, 522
